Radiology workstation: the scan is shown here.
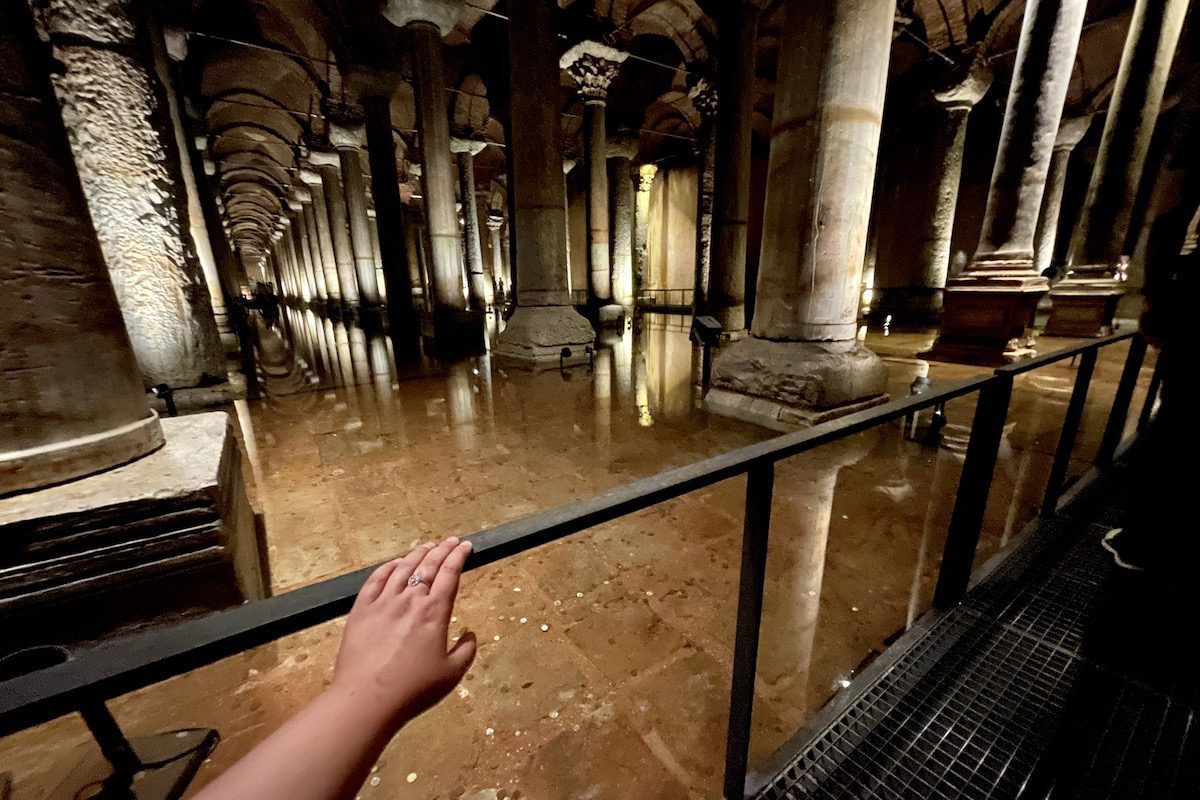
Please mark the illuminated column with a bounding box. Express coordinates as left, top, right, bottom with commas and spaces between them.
300, 167, 341, 301
330, 122, 381, 305
634, 164, 658, 295
927, 0, 1087, 363
561, 40, 628, 320
607, 136, 638, 309
2, 0, 163, 494
487, 213, 507, 299
309, 151, 360, 305
38, 0, 224, 388
709, 0, 891, 428
366, 207, 388, 303
688, 76, 718, 314
1033, 116, 1092, 277
452, 138, 491, 308
1048, 0, 1189, 337
288, 198, 316, 302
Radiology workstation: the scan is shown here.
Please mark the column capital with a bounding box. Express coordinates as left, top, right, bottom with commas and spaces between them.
485, 213, 504, 231
329, 121, 368, 151
687, 75, 718, 121
366, 207, 377, 219
297, 168, 322, 187
563, 158, 578, 174
307, 150, 341, 168
560, 40, 628, 101
607, 135, 639, 160
202, 156, 217, 176
382, 0, 461, 36
286, 197, 303, 212
932, 60, 993, 111
637, 163, 658, 192
342, 65, 404, 101
1054, 115, 1093, 150
450, 137, 488, 156
292, 186, 313, 203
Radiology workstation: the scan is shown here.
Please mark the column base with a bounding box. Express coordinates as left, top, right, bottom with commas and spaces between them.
1043, 276, 1125, 338
598, 303, 629, 327
494, 306, 596, 369
922, 275, 1048, 366
0, 412, 268, 658
706, 338, 889, 431
868, 287, 944, 324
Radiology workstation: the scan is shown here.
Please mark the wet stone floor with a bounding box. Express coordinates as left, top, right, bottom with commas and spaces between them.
0, 310, 1158, 799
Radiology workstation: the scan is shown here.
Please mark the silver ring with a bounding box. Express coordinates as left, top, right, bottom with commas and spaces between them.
407, 571, 425, 589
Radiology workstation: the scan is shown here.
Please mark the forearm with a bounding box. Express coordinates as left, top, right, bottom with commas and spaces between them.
191, 685, 400, 800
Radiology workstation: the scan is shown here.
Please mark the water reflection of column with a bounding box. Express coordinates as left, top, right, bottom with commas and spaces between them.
907, 424, 970, 628
760, 446, 865, 716
1000, 376, 1071, 545
349, 325, 372, 385
475, 354, 496, 429
446, 365, 478, 451
594, 347, 613, 461
612, 324, 634, 407
333, 321, 356, 388
306, 310, 329, 377
321, 318, 340, 383
635, 335, 653, 427
368, 333, 401, 437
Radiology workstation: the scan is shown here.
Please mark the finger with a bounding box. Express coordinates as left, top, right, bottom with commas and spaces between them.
405, 536, 460, 595
430, 540, 472, 607
445, 631, 477, 681
381, 542, 436, 597
354, 559, 402, 609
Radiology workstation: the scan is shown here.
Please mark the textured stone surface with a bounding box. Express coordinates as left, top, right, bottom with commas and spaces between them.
39, 0, 224, 388
494, 307, 596, 368
710, 337, 888, 412
0, 0, 162, 495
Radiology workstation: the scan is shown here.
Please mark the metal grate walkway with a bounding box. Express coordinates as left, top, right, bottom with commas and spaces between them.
751, 464, 1200, 799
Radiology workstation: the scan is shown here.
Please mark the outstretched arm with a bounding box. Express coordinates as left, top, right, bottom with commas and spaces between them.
192, 536, 477, 800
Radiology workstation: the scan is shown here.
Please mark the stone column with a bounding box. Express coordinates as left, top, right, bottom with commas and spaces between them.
1047, 0, 1189, 337
875, 62, 992, 322
278, 218, 299, 299
561, 40, 629, 322
487, 213, 507, 300
635, 164, 658, 296
2, 0, 163, 495
708, 0, 892, 429
288, 199, 317, 302
495, 0, 596, 367
299, 167, 341, 302
708, 1, 764, 332
383, 1, 469, 321
452, 138, 491, 309
1033, 116, 1092, 277
927, 0, 1087, 364
329, 123, 381, 306
688, 76, 718, 315
366, 205, 390, 303
309, 151, 360, 305
38, 0, 224, 388
608, 136, 638, 309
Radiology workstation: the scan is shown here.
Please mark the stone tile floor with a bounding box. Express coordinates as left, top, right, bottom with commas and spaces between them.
0, 314, 1156, 800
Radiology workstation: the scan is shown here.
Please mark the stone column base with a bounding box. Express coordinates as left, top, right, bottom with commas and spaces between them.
1043, 279, 1124, 338
598, 303, 628, 326
705, 337, 889, 431
868, 287, 944, 324
494, 306, 596, 369
923, 276, 1047, 366
0, 412, 268, 658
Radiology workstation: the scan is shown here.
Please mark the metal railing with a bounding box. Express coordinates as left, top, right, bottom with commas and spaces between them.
636, 287, 695, 310
0, 331, 1156, 799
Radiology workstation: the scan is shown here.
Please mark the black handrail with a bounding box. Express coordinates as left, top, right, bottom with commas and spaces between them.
0, 330, 1156, 800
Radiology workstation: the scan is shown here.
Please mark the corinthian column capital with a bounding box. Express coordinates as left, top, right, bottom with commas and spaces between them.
560, 40, 628, 101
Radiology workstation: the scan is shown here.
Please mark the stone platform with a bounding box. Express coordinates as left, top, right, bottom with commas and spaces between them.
494, 306, 596, 369
0, 412, 268, 657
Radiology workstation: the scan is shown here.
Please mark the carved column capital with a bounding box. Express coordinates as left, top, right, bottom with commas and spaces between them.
932, 59, 993, 111
560, 40, 628, 102
450, 137, 488, 156
637, 163, 658, 192
329, 121, 368, 151
381, 0, 462, 36
687, 75, 718, 121
1054, 115, 1093, 151
485, 213, 504, 232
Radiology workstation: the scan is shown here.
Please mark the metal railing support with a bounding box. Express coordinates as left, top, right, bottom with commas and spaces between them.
1096, 335, 1147, 467
79, 701, 141, 775
1137, 351, 1163, 432
723, 462, 775, 800
933, 375, 1013, 610
1041, 348, 1098, 517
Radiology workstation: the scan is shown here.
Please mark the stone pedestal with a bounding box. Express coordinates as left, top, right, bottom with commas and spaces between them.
1042, 273, 1125, 337
494, 306, 596, 369
927, 0, 1087, 364
0, 413, 267, 656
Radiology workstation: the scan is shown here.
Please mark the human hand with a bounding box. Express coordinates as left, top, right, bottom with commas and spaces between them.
330, 537, 477, 729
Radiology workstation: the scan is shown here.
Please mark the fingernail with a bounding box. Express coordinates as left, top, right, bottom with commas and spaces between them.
461, 540, 473, 552
447, 536, 460, 545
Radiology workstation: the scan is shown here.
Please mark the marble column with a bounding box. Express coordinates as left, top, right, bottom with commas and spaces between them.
495, 0, 596, 367
688, 76, 718, 315
1047, 0, 1189, 337
608, 136, 638, 309
383, 1, 469, 319
2, 0, 163, 495
635, 164, 658, 296
487, 213, 507, 300
708, 0, 892, 429
561, 40, 629, 322
329, 123, 381, 306
299, 167, 341, 301
366, 206, 390, 304
875, 62, 992, 322
708, 1, 764, 332
1033, 116, 1092, 277
927, 0, 1087, 364
277, 218, 299, 299
288, 199, 317, 302
452, 138, 491, 309
299, 190, 330, 300
309, 151, 360, 306
38, 0, 224, 388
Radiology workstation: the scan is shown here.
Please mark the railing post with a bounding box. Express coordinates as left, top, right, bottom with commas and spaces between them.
1096, 335, 1147, 466
933, 376, 1012, 610
1136, 351, 1163, 432
723, 461, 775, 800
1041, 348, 1097, 517
79, 701, 141, 775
